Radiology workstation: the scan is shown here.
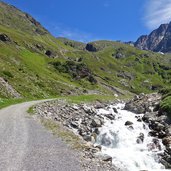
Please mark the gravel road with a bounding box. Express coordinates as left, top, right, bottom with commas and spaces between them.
0, 100, 83, 171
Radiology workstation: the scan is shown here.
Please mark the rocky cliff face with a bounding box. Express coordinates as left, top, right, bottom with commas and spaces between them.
135, 24, 169, 52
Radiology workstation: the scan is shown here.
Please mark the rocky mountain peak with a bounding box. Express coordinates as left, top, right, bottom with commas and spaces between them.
135, 23, 169, 52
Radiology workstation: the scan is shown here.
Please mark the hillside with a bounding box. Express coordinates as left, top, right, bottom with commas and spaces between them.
0, 1, 171, 102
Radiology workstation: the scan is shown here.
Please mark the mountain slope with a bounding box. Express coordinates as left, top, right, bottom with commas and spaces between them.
0, 1, 49, 35
135, 22, 171, 53
1, 1, 171, 100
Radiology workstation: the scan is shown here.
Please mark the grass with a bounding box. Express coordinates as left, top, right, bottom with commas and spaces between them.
160, 96, 171, 118
1, 2, 171, 100
64, 94, 132, 104
41, 119, 86, 150
27, 106, 35, 115
0, 98, 27, 109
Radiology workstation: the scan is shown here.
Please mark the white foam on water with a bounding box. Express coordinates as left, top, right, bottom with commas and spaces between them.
95, 103, 165, 171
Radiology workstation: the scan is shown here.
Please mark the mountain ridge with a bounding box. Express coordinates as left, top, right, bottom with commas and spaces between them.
135, 22, 171, 53
0, 1, 171, 101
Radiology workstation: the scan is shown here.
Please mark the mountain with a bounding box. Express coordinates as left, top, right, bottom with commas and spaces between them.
135, 24, 169, 52
135, 23, 171, 53
1, 1, 171, 101
56, 37, 86, 50
0, 1, 49, 35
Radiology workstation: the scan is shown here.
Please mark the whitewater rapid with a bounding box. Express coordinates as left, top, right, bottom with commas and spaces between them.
95, 103, 165, 171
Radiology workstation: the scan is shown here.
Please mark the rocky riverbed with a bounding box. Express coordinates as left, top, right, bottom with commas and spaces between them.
125, 93, 171, 168
32, 93, 171, 170
32, 99, 119, 171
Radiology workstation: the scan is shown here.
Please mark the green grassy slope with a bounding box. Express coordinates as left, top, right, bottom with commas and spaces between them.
0, 1, 171, 103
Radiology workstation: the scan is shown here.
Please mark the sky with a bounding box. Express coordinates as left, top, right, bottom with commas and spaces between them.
2, 0, 171, 42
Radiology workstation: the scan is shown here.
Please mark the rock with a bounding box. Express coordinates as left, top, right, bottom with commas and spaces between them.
155, 122, 165, 131
101, 154, 112, 162
94, 102, 105, 109
35, 43, 44, 51
158, 131, 167, 139
147, 138, 162, 151
78, 129, 87, 136
149, 121, 165, 133
128, 126, 134, 130
85, 43, 97, 52
45, 50, 56, 58
149, 131, 159, 137
125, 121, 133, 126
124, 103, 145, 114
152, 138, 162, 150
113, 107, 118, 113
134, 95, 139, 101
115, 52, 125, 59
0, 77, 21, 98
72, 105, 79, 110
161, 158, 171, 169
105, 114, 115, 120
94, 128, 100, 135
93, 144, 102, 150
83, 135, 92, 142
162, 136, 171, 147
0, 34, 11, 42
124, 93, 162, 115
137, 118, 142, 122
142, 112, 158, 123
101, 133, 112, 146
136, 133, 144, 144
91, 118, 103, 127
70, 121, 79, 129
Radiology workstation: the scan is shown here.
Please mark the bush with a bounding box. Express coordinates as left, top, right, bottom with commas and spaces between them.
2, 71, 14, 78
159, 87, 171, 99
50, 60, 97, 84
160, 96, 171, 118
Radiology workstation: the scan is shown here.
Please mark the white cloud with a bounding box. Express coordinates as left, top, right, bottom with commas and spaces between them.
144, 0, 171, 30
53, 25, 97, 42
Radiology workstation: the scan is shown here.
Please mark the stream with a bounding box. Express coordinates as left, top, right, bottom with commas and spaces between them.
95, 103, 165, 171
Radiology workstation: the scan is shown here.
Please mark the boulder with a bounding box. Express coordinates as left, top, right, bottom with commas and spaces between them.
85, 43, 97, 52
162, 136, 171, 147
0, 34, 11, 42
101, 154, 112, 162
113, 107, 118, 113
105, 114, 115, 120
125, 121, 133, 126
115, 52, 125, 59
148, 131, 159, 137
45, 50, 53, 57
136, 133, 144, 144
91, 118, 103, 127
70, 121, 79, 129
83, 135, 92, 142
124, 103, 145, 114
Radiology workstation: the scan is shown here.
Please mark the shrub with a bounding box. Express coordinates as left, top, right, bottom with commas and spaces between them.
2, 71, 14, 78
160, 96, 171, 119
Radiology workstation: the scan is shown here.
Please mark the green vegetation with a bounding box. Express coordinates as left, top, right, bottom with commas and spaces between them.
0, 98, 27, 109
160, 96, 171, 118
159, 87, 171, 119
42, 119, 85, 150
1, 1, 171, 105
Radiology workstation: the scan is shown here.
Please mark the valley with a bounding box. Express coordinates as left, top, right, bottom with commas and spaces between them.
1, 1, 171, 171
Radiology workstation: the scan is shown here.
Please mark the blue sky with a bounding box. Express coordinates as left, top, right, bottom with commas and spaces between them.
2, 0, 171, 42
